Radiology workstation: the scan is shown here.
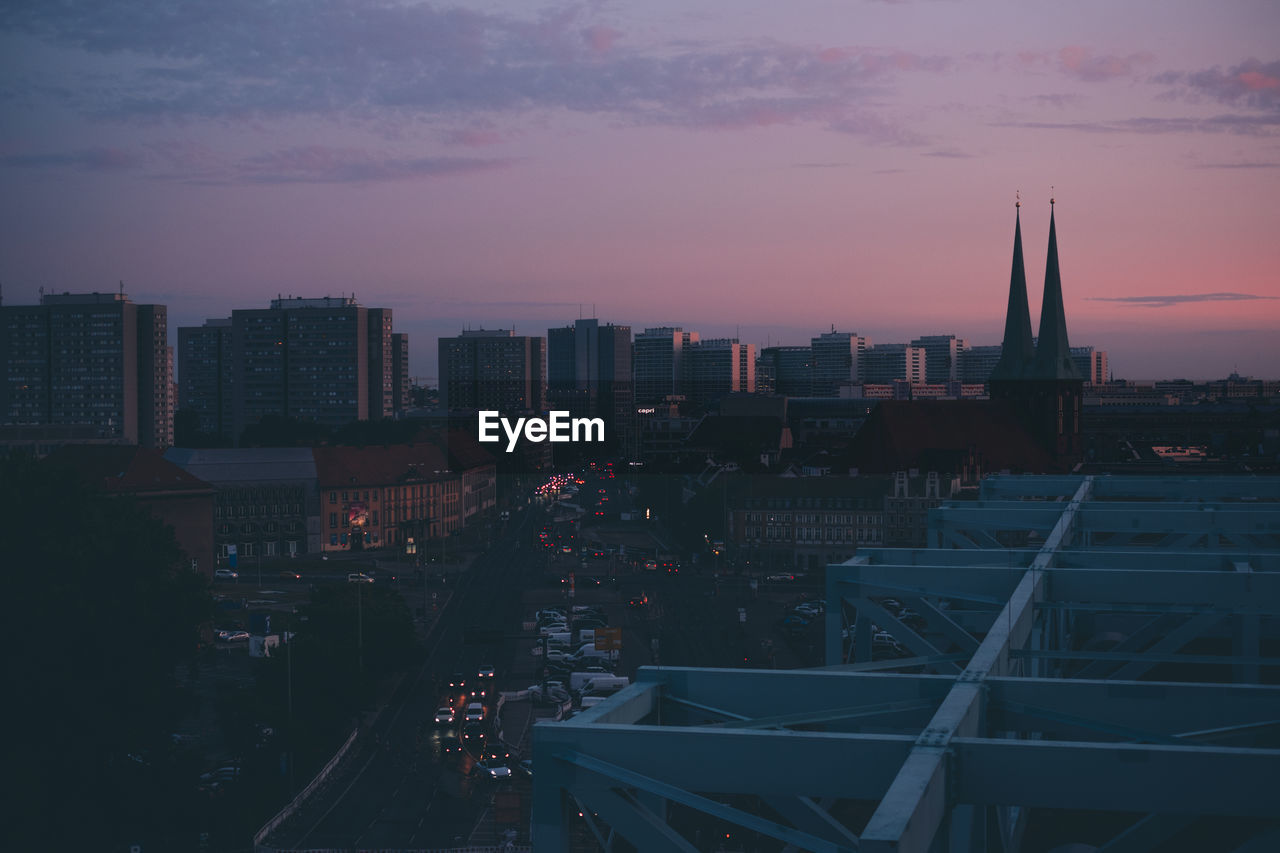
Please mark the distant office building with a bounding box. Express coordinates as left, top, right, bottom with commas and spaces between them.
439, 329, 546, 413
1, 290, 172, 448
760, 346, 813, 397
391, 333, 410, 414
547, 318, 633, 450
634, 327, 698, 404
911, 335, 967, 383
683, 338, 755, 405
1071, 345, 1108, 385
811, 331, 871, 396
957, 344, 1003, 384
862, 343, 926, 385
178, 318, 234, 442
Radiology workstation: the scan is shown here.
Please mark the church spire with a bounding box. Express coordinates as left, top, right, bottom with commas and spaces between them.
990, 195, 1035, 381
1032, 195, 1083, 380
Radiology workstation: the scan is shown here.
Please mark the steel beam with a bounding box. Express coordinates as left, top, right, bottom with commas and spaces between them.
951, 738, 1280, 817
987, 678, 1280, 738
535, 724, 916, 799
561, 752, 858, 852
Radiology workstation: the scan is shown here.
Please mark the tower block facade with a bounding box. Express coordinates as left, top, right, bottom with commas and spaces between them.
991, 199, 1084, 469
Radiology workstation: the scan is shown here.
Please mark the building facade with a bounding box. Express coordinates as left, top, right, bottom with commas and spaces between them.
439, 329, 546, 414
911, 335, 967, 384
683, 338, 756, 406
811, 331, 871, 396
862, 343, 927, 385
391, 332, 410, 414
548, 318, 633, 451
760, 346, 813, 397
1, 290, 172, 448
633, 327, 698, 404
178, 319, 234, 442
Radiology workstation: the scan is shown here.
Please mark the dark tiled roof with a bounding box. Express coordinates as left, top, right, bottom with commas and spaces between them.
687, 416, 787, 451
437, 430, 497, 470
45, 445, 214, 494
847, 400, 1058, 474
313, 444, 451, 488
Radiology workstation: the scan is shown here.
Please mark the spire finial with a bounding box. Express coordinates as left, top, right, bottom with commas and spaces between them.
1050, 185, 1055, 206
1015, 189, 1020, 209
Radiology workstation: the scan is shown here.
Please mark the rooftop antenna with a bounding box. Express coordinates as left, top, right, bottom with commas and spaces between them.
1016, 188, 1020, 208
1050, 185, 1055, 206
119, 279, 124, 297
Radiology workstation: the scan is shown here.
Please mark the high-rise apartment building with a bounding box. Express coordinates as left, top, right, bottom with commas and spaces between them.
391, 333, 410, 413
1, 290, 172, 447
683, 338, 755, 405
439, 329, 546, 413
367, 307, 394, 420
759, 346, 814, 397
178, 319, 234, 442
811, 331, 871, 396
911, 335, 967, 383
547, 318, 633, 450
179, 297, 402, 442
227, 297, 385, 437
633, 327, 698, 404
862, 343, 927, 385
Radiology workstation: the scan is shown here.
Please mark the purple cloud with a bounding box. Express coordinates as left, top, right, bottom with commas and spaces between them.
235, 146, 511, 184
0, 147, 141, 170
0, 1, 951, 145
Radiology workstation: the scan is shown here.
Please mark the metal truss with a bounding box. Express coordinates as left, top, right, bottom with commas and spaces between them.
532, 474, 1280, 852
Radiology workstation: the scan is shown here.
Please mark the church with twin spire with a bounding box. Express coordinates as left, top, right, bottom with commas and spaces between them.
847, 197, 1084, 477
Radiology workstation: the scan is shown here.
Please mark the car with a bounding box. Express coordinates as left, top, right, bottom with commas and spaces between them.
434, 706, 456, 726
469, 685, 489, 701
517, 759, 533, 778
464, 702, 486, 723
627, 595, 649, 609
766, 572, 796, 582
347, 572, 373, 584
221, 630, 250, 643
447, 672, 467, 691
462, 722, 487, 745
477, 665, 496, 679
278, 569, 301, 580
560, 545, 574, 554
472, 758, 512, 779
214, 569, 238, 580
643, 559, 658, 571
433, 729, 463, 757
795, 602, 824, 618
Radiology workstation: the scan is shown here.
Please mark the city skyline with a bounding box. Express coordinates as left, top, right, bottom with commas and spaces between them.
3, 1, 1278, 380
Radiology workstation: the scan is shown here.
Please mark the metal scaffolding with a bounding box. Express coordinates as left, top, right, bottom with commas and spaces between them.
532, 474, 1280, 852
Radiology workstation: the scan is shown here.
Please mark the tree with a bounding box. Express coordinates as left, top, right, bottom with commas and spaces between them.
4, 455, 212, 850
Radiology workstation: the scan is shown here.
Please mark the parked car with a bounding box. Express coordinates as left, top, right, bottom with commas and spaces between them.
214, 569, 238, 581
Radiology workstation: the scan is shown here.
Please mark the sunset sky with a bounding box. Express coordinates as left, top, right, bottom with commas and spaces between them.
2, 0, 1278, 381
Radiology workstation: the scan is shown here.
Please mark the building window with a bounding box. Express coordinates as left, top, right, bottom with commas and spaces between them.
329, 512, 337, 528
265, 541, 278, 557
340, 533, 348, 545
330, 492, 337, 504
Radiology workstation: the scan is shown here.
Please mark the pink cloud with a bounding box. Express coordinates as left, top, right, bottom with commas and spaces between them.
583, 25, 621, 55
1238, 70, 1280, 92
1057, 46, 1153, 82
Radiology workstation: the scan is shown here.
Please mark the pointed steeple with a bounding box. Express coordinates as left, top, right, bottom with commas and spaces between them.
990, 198, 1035, 381
1032, 197, 1083, 380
